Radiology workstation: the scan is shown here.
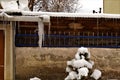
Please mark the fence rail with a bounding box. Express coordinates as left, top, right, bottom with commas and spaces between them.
15, 32, 120, 48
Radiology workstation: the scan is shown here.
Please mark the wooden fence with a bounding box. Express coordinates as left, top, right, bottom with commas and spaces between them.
15, 31, 120, 48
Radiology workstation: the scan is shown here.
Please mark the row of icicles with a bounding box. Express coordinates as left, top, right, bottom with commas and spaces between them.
65, 47, 102, 80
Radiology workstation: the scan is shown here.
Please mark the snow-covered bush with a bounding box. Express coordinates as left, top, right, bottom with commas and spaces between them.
75, 47, 90, 60
65, 47, 102, 80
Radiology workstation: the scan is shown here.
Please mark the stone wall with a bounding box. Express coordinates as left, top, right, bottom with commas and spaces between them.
15, 47, 120, 80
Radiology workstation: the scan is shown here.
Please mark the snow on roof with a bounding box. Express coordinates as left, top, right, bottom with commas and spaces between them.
21, 11, 120, 19
19, 0, 28, 5
0, 0, 29, 11
19, 0, 29, 11
0, 0, 119, 19
0, 1, 19, 11
0, 10, 120, 22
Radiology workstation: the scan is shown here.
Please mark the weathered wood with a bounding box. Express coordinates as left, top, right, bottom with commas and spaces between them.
0, 16, 41, 22
50, 17, 120, 33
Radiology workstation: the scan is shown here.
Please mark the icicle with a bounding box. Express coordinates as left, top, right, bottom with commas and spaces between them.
41, 15, 50, 23
38, 18, 44, 48
38, 15, 50, 47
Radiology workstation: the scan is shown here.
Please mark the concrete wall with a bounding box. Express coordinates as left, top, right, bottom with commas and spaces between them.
0, 23, 14, 80
104, 0, 120, 14
15, 48, 120, 80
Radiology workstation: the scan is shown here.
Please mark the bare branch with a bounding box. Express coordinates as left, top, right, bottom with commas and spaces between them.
29, 0, 81, 12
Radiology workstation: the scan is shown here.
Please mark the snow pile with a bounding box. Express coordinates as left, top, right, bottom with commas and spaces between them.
65, 47, 102, 80
30, 77, 41, 80
91, 69, 102, 80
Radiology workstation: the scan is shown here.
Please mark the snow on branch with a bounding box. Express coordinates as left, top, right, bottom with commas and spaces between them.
33, 0, 81, 12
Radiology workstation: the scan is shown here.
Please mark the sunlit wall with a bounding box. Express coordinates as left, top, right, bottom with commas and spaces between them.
104, 0, 120, 14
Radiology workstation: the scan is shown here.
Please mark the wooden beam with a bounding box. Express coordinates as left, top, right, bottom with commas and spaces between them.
0, 16, 42, 22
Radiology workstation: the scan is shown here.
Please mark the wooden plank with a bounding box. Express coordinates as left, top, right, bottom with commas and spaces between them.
0, 30, 4, 80
0, 16, 42, 22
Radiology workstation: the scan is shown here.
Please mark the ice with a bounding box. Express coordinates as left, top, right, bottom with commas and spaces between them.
41, 15, 50, 23
38, 19, 44, 48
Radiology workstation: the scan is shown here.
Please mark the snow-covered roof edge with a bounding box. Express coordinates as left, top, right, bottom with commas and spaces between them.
21, 11, 120, 18
0, 10, 120, 20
